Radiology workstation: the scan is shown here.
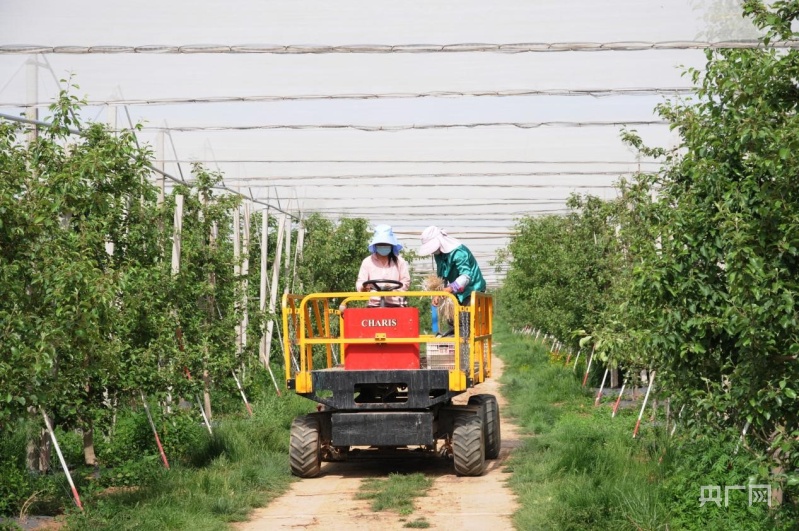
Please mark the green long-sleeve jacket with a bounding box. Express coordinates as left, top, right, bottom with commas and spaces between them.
434, 245, 487, 304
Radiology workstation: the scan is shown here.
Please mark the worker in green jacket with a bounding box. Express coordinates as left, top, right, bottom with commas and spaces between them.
418, 225, 486, 305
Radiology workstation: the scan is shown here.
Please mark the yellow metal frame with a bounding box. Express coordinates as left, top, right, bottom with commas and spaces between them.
281, 290, 493, 394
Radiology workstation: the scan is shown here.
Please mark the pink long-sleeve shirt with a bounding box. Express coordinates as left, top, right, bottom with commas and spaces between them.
355, 253, 411, 307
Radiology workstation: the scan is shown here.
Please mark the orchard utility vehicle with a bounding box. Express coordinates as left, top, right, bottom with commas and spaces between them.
282, 282, 498, 477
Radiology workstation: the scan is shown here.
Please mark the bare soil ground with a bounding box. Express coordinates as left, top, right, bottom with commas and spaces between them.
235, 355, 522, 531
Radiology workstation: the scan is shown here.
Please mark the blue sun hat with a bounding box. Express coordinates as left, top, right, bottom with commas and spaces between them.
368, 224, 403, 255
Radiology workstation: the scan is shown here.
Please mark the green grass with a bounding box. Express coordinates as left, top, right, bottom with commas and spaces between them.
61, 391, 312, 531
356, 473, 433, 516
402, 516, 431, 528
496, 324, 795, 530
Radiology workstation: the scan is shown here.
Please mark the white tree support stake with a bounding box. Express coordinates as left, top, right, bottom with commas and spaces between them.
262, 214, 287, 394
259, 210, 283, 395
734, 421, 751, 455
140, 391, 170, 469
612, 380, 627, 418
232, 370, 254, 417
633, 370, 656, 438
670, 404, 685, 437
41, 410, 83, 511
196, 395, 213, 435
581, 345, 595, 386
594, 364, 610, 406
572, 348, 582, 372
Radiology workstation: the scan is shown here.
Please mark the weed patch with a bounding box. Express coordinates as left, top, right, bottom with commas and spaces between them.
356, 473, 433, 516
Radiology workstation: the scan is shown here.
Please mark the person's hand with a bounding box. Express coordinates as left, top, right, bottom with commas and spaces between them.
432, 296, 440, 307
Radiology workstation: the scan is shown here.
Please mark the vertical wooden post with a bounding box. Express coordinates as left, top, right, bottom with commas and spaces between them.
202, 196, 217, 422
293, 218, 305, 292
241, 202, 250, 357
233, 203, 241, 352
25, 56, 50, 474
25, 56, 38, 145
262, 216, 287, 394
171, 195, 184, 277
167, 195, 184, 413
155, 130, 165, 207
283, 213, 291, 295
259, 209, 269, 366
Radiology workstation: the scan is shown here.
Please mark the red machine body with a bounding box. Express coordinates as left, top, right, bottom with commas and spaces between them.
343, 307, 420, 370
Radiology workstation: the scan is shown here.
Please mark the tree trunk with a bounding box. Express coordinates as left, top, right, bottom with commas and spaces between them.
203, 369, 212, 421
26, 408, 51, 473
83, 421, 97, 466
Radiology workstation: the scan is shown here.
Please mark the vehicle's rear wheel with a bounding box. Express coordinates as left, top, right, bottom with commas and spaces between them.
452, 413, 486, 476
469, 394, 501, 459
290, 415, 321, 478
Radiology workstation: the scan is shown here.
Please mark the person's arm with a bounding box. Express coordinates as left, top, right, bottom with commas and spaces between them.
444, 249, 473, 294
355, 257, 370, 291
398, 257, 411, 291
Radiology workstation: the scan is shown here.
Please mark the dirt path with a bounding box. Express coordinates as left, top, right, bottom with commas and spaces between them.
235, 355, 521, 531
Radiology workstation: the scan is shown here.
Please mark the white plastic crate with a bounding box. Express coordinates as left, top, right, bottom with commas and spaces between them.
425, 342, 473, 371
425, 342, 456, 369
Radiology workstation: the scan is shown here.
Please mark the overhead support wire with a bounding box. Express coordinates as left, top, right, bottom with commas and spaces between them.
1, 40, 794, 55
140, 120, 668, 132
221, 170, 638, 182
210, 182, 617, 189
0, 111, 297, 219
157, 159, 663, 165
0, 87, 695, 107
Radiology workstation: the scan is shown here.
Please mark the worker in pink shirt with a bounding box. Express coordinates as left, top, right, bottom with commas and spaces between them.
356, 225, 411, 307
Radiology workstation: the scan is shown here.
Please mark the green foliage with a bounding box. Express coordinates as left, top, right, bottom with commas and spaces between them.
297, 213, 370, 293
64, 392, 308, 530
499, 328, 795, 530
498, 2, 799, 501
0, 81, 306, 517
626, 3, 799, 488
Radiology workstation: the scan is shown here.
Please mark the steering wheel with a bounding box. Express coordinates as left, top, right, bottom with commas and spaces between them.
361, 279, 404, 308
362, 279, 403, 292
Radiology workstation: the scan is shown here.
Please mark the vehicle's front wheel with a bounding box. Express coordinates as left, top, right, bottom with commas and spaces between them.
290, 415, 321, 478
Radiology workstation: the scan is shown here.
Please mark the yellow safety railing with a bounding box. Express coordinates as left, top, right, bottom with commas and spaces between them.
281, 290, 493, 394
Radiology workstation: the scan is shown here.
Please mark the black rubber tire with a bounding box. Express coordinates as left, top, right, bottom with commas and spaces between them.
452, 413, 486, 476
469, 394, 501, 459
289, 415, 321, 478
